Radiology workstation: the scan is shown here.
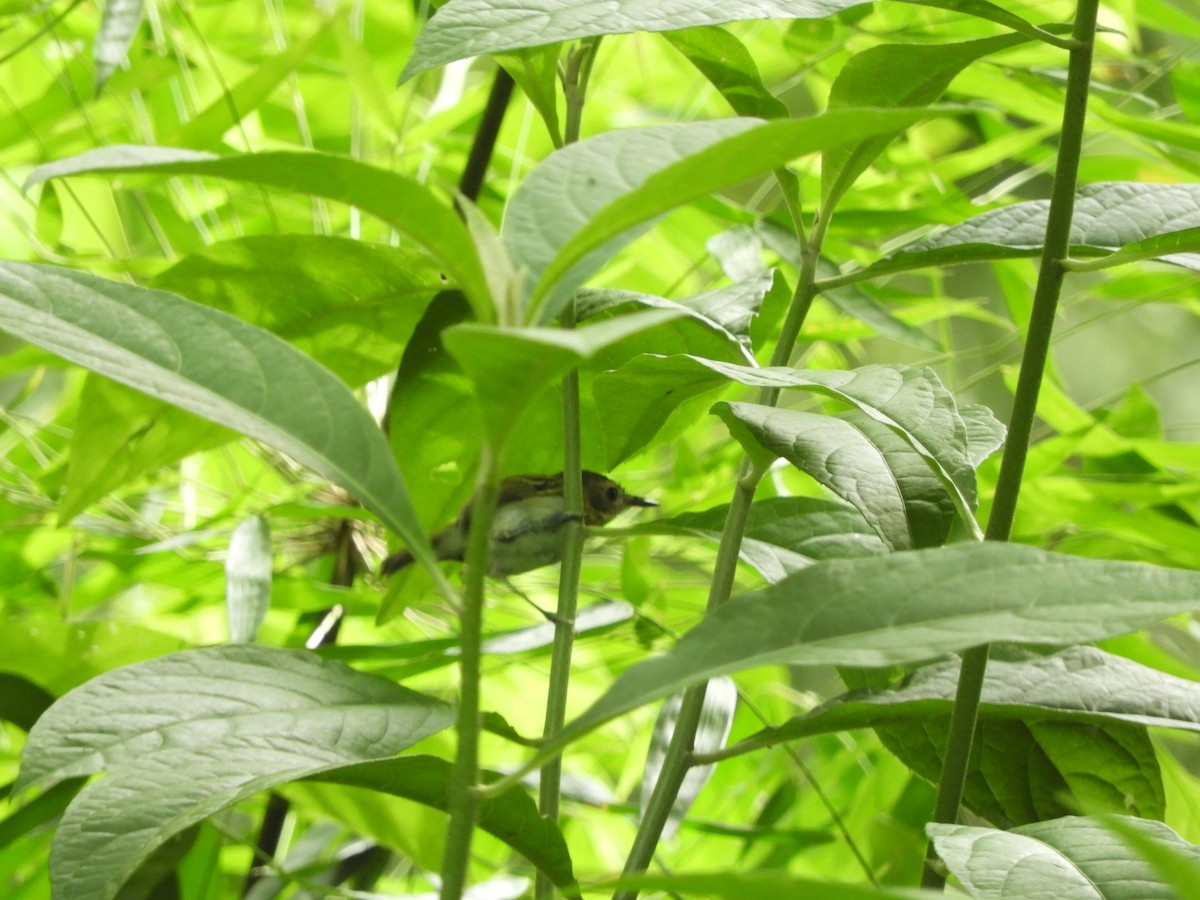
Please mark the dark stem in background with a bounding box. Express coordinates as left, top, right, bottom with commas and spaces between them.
458, 70, 516, 203
921, 0, 1100, 889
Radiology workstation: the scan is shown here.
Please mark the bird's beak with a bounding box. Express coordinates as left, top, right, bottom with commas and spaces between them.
627, 495, 658, 508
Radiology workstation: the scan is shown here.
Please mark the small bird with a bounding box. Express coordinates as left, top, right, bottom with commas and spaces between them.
381, 471, 656, 578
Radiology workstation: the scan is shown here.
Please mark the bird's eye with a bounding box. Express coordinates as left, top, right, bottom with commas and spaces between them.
606, 486, 619, 503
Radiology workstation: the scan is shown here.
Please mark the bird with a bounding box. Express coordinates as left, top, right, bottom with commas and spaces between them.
380, 471, 656, 578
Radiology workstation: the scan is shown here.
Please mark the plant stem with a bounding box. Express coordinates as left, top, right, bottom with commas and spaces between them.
537, 42, 598, 899
439, 446, 502, 900
615, 461, 762, 899
618, 176, 821, 892
921, 0, 1099, 888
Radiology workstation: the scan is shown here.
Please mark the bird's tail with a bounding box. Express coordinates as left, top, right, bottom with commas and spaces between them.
380, 549, 415, 576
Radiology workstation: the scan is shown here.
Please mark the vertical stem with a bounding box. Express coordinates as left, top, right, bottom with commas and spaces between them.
921, 2, 1099, 889
615, 464, 760, 899
440, 446, 502, 900
536, 40, 599, 899
617, 176, 822, 896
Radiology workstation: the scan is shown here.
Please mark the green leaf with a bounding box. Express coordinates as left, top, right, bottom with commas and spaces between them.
766, 643, 1200, 739
0, 262, 435, 573
841, 182, 1200, 286
929, 816, 1200, 899
537, 543, 1200, 759
1104, 814, 1200, 899
19, 646, 452, 900
166, 18, 335, 149
25, 147, 492, 319
93, 0, 143, 95
630, 496, 887, 583
823, 32, 1041, 208
575, 280, 765, 361
495, 44, 563, 146
526, 108, 951, 321
441, 309, 681, 446
399, 0, 1065, 81
313, 758, 579, 896
596, 358, 986, 535
1064, 225, 1200, 272
662, 26, 789, 119
718, 403, 957, 549
56, 235, 452, 522
503, 118, 760, 321
835, 646, 1180, 824
225, 516, 271, 644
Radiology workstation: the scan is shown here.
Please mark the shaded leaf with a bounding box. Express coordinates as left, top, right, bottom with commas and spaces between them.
0, 263, 436, 572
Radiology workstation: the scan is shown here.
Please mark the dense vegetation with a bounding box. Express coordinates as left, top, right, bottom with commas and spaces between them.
2, 1, 1200, 897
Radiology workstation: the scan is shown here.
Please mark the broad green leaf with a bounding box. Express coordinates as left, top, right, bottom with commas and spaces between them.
399, 0, 1065, 81
17, 645, 452, 790
441, 309, 680, 445
837, 182, 1200, 287
718, 403, 958, 549
0, 263, 436, 573
628, 496, 888, 583
167, 18, 335, 149
595, 357, 985, 531
93, 0, 143, 94
838, 647, 1171, 825
536, 543, 1200, 759
527, 108, 951, 321
225, 515, 271, 644
25, 147, 492, 319
823, 33, 1041, 208
20, 646, 452, 900
66, 226, 428, 521
929, 816, 1200, 899
662, 26, 790, 120
503, 118, 760, 321
1064, 225, 1200, 272
313, 758, 579, 895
